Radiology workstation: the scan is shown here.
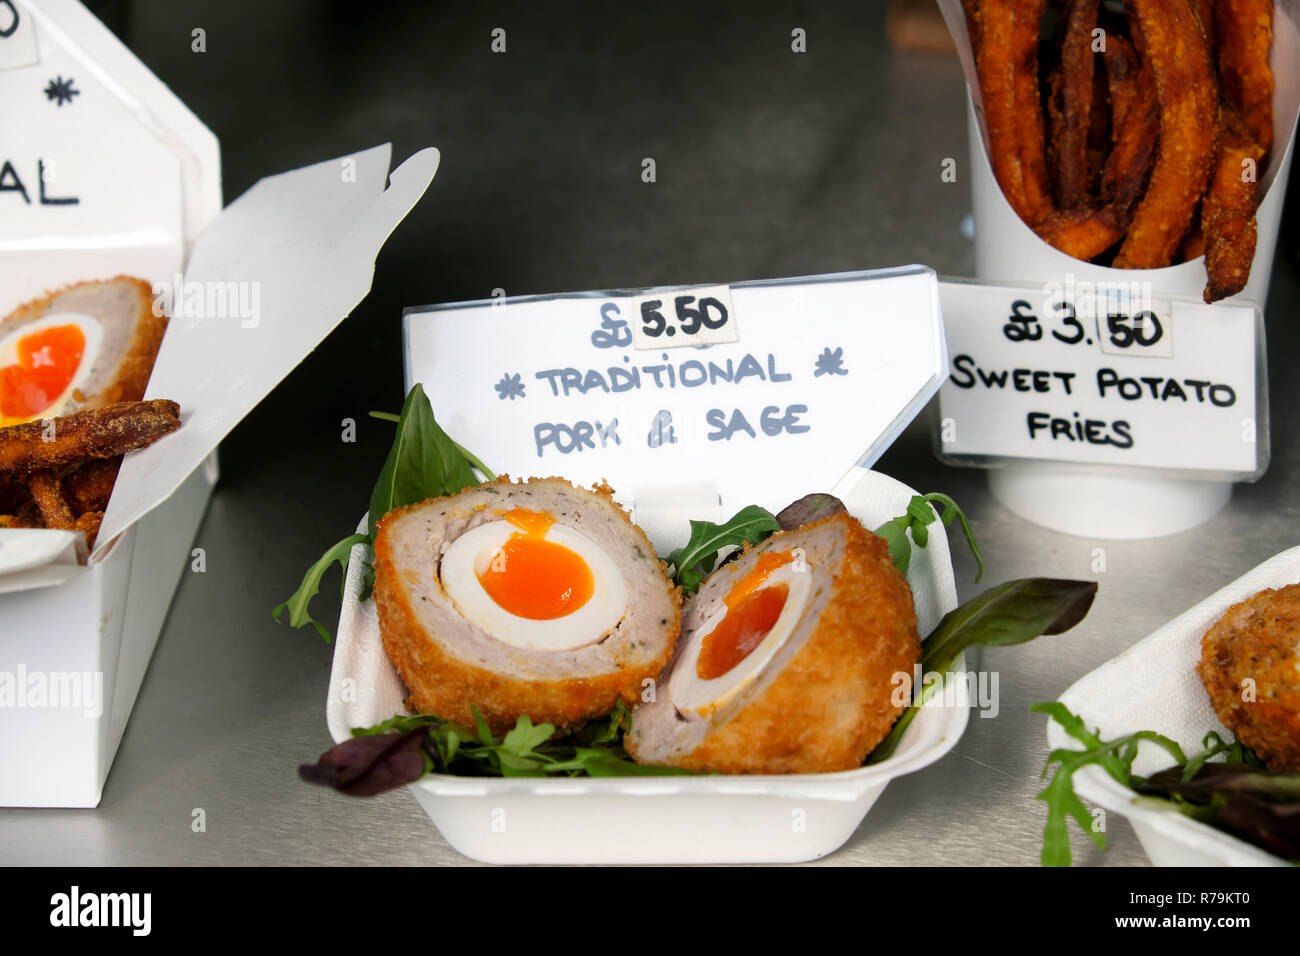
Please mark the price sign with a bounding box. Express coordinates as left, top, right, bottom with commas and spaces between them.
404, 267, 947, 548
621, 284, 738, 350
936, 279, 1265, 479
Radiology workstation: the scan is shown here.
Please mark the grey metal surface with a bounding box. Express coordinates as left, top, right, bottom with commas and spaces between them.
1, 1, 1296, 866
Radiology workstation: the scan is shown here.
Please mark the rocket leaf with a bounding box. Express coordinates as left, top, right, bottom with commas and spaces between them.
874, 492, 985, 581
1033, 705, 1299, 866
665, 504, 782, 595
271, 533, 368, 642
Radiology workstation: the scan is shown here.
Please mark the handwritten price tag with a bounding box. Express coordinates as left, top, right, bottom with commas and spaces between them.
618, 284, 739, 350
1006, 291, 1175, 359
936, 279, 1265, 479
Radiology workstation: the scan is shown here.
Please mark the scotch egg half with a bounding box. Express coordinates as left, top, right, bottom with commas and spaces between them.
667, 549, 812, 721
0, 312, 103, 426
440, 507, 630, 653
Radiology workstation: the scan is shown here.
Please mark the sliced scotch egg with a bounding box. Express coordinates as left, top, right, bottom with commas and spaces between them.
372, 477, 681, 733
0, 313, 102, 426
666, 551, 813, 721
0, 276, 168, 427
627, 512, 920, 774
440, 508, 629, 653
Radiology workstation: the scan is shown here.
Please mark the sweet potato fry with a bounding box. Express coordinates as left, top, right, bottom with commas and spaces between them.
75, 510, 103, 551
974, 0, 1054, 225
62, 456, 122, 516
1191, 0, 1216, 57
1033, 204, 1123, 260
0, 515, 35, 529
1214, 0, 1274, 157
1101, 34, 1159, 228
0, 400, 180, 476
1048, 0, 1102, 208
1085, 49, 1111, 192
1113, 0, 1218, 269
26, 470, 75, 531
1202, 111, 1264, 302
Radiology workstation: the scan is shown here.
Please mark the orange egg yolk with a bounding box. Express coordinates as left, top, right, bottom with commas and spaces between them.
696, 551, 795, 680
477, 508, 594, 620
0, 324, 85, 420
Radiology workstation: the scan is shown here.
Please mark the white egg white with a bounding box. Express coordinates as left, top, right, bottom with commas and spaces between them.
0, 312, 103, 424
440, 519, 629, 653
668, 560, 812, 721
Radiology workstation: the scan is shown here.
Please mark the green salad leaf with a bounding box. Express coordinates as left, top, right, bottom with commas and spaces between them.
874, 492, 985, 581
300, 700, 700, 791
1031, 701, 1185, 866
274, 383, 492, 642
867, 579, 1098, 764
271, 533, 368, 641
1135, 762, 1300, 861
1033, 703, 1299, 865
666, 490, 985, 596
665, 504, 782, 595
366, 384, 480, 546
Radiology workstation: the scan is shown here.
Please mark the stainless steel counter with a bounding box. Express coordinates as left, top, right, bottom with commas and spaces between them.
1, 1, 1296, 866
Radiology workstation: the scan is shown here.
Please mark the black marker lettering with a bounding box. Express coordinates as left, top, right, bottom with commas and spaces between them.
1209, 384, 1235, 407
0, 161, 30, 204
950, 354, 976, 389
38, 160, 78, 206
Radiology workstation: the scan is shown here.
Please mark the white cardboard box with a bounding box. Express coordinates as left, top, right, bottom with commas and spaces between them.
0, 1, 439, 806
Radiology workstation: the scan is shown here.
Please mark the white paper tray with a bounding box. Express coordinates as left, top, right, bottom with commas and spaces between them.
326, 467, 965, 864
1049, 546, 1300, 867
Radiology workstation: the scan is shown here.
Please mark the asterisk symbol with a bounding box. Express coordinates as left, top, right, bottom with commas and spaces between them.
494, 372, 525, 400
814, 346, 848, 377
44, 76, 80, 107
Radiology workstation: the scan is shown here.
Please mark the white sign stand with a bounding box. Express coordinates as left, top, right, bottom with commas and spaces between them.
404, 267, 948, 552
937, 279, 1267, 539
